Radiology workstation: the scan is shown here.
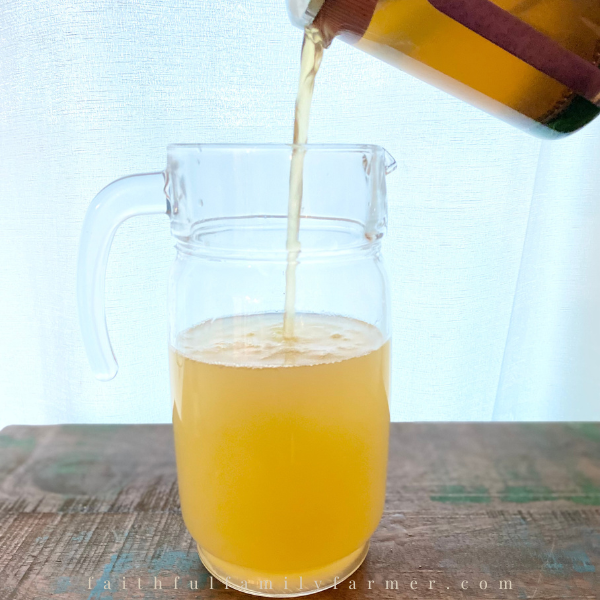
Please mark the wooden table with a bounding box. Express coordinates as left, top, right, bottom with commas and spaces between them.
0, 423, 598, 599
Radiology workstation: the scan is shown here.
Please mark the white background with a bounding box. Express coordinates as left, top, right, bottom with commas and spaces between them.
1, 0, 598, 429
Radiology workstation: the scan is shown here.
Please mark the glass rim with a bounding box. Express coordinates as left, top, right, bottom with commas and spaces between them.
167, 143, 397, 174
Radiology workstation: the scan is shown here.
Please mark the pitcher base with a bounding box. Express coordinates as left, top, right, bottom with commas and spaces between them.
196, 541, 369, 597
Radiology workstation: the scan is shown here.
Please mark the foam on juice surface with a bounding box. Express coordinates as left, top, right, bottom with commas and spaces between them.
175, 312, 385, 368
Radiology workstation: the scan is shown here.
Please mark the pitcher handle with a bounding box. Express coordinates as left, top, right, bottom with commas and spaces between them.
77, 172, 169, 381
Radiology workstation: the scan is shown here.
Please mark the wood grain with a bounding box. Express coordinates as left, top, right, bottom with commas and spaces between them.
0, 423, 598, 599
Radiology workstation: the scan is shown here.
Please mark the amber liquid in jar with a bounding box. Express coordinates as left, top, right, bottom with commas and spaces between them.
171, 313, 390, 593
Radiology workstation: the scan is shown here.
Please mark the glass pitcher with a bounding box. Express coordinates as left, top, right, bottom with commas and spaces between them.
287, 0, 600, 136
77, 144, 395, 596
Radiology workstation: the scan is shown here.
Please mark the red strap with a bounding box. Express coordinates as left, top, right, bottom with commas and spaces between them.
427, 0, 600, 103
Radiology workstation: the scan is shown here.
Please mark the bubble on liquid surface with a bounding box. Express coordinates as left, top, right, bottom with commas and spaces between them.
174, 313, 385, 368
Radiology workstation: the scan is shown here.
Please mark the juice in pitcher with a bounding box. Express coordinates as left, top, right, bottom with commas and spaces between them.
78, 143, 394, 598
170, 312, 390, 594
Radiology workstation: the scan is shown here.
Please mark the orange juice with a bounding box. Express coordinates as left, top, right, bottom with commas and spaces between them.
170, 313, 390, 593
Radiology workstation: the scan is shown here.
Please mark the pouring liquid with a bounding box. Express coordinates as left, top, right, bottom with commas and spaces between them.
283, 27, 325, 338
170, 26, 391, 594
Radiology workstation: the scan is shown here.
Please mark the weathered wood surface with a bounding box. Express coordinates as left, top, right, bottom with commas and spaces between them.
0, 423, 598, 599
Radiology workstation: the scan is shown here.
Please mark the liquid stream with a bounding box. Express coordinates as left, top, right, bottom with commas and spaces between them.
283, 26, 325, 339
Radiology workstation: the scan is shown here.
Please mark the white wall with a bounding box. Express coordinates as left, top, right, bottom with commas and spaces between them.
0, 0, 556, 428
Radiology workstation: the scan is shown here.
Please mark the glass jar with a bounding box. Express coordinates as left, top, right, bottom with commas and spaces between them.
77, 144, 396, 596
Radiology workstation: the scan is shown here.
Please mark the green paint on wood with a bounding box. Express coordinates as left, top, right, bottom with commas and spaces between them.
566, 423, 600, 443
569, 475, 600, 506
430, 485, 491, 503
72, 531, 94, 544
87, 553, 119, 600
0, 435, 36, 450
52, 458, 92, 476
500, 486, 557, 503
541, 550, 564, 572
496, 473, 600, 505
563, 550, 595, 573
54, 576, 71, 594
44, 453, 105, 478
540, 549, 596, 574
148, 550, 203, 575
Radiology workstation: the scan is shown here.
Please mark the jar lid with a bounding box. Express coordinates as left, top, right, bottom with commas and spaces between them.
286, 0, 325, 28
